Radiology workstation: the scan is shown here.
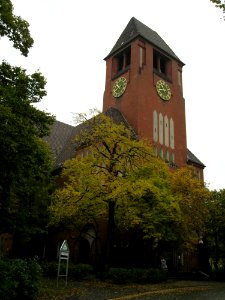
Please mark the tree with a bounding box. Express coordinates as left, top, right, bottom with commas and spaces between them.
170, 166, 210, 250
210, 0, 225, 18
0, 0, 54, 256
206, 189, 225, 271
0, 0, 33, 56
50, 112, 180, 267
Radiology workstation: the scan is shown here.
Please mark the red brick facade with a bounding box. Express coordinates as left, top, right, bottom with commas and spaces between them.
103, 38, 187, 168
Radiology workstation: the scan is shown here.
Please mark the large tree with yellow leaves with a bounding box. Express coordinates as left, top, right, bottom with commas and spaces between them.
50, 113, 180, 267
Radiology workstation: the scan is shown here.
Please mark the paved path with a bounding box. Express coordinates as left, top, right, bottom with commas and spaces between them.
65, 280, 225, 300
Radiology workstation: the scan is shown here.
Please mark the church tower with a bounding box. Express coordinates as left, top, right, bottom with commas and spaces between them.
103, 17, 187, 168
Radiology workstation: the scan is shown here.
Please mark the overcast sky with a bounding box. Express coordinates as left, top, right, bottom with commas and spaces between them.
1, 0, 225, 191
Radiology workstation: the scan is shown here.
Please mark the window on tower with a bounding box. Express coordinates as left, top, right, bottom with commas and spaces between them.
112, 46, 131, 77
153, 49, 171, 79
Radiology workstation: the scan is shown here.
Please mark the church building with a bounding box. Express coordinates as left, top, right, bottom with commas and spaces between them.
45, 18, 205, 268
46, 17, 204, 178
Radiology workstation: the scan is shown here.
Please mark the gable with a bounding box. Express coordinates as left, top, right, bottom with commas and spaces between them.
105, 17, 184, 65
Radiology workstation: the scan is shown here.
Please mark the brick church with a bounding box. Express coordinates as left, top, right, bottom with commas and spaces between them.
45, 17, 205, 268
47, 17, 204, 178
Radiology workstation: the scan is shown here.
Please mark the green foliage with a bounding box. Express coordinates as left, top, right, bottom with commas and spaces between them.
41, 261, 58, 277
207, 189, 225, 269
108, 267, 167, 284
50, 113, 178, 241
210, 0, 225, 19
69, 263, 94, 279
42, 261, 94, 280
0, 4, 54, 255
50, 112, 211, 268
0, 256, 42, 300
170, 166, 210, 249
0, 0, 34, 56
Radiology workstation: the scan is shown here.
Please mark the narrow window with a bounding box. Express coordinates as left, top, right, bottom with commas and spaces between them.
153, 110, 158, 142
164, 115, 169, 147
139, 46, 146, 68
113, 46, 131, 76
153, 52, 158, 69
160, 57, 167, 74
178, 69, 183, 94
153, 144, 158, 156
170, 118, 175, 149
165, 150, 169, 162
159, 148, 163, 159
153, 49, 171, 79
159, 113, 163, 145
140, 47, 143, 68
118, 55, 124, 72
170, 152, 175, 163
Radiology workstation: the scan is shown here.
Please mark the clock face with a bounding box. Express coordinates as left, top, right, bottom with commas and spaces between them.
112, 77, 127, 98
156, 80, 171, 101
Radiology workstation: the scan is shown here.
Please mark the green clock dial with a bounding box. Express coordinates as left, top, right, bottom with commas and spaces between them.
112, 77, 127, 98
156, 80, 171, 101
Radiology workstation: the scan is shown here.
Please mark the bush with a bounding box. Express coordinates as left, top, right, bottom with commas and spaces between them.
108, 268, 132, 284
0, 256, 42, 300
69, 263, 94, 280
41, 260, 58, 277
108, 267, 167, 284
41, 261, 94, 280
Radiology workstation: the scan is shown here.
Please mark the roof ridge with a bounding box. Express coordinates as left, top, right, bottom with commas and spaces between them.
105, 17, 183, 64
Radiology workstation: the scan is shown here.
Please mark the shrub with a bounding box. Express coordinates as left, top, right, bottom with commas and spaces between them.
108, 268, 132, 284
0, 256, 42, 300
41, 261, 94, 280
108, 267, 167, 284
41, 260, 58, 277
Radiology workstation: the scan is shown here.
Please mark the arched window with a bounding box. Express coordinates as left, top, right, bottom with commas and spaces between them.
165, 150, 169, 162
159, 113, 163, 145
170, 118, 175, 149
153, 144, 158, 156
170, 152, 175, 163
164, 115, 169, 147
159, 148, 163, 159
153, 110, 158, 142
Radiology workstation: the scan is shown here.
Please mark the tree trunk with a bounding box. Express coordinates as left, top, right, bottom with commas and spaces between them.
105, 201, 115, 269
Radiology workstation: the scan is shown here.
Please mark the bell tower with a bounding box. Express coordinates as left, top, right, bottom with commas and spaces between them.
103, 17, 187, 168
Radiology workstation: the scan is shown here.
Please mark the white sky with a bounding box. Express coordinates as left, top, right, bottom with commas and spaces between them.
1, 0, 225, 191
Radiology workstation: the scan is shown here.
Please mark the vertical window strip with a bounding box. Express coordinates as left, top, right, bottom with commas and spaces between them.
140, 47, 143, 68
153, 144, 158, 156
159, 113, 163, 145
164, 115, 169, 147
170, 118, 175, 149
153, 110, 158, 142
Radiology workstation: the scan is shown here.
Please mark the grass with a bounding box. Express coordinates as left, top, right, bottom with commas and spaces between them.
37, 277, 81, 300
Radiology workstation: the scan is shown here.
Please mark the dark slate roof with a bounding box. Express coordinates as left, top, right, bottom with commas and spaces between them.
44, 108, 136, 170
105, 17, 183, 64
187, 149, 205, 168
45, 108, 204, 170
44, 120, 83, 170
105, 107, 138, 139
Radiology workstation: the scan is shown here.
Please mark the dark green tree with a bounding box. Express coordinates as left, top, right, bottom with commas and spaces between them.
0, 0, 33, 56
207, 189, 225, 272
210, 0, 225, 18
0, 0, 54, 256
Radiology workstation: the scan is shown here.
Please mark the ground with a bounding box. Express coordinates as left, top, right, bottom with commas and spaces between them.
38, 279, 225, 300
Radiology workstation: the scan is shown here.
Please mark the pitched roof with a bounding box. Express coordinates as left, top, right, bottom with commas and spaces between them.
105, 17, 183, 64
44, 108, 136, 170
45, 108, 204, 171
187, 149, 205, 168
44, 120, 82, 170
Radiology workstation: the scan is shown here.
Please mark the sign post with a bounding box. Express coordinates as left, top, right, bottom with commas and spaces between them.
57, 240, 70, 287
